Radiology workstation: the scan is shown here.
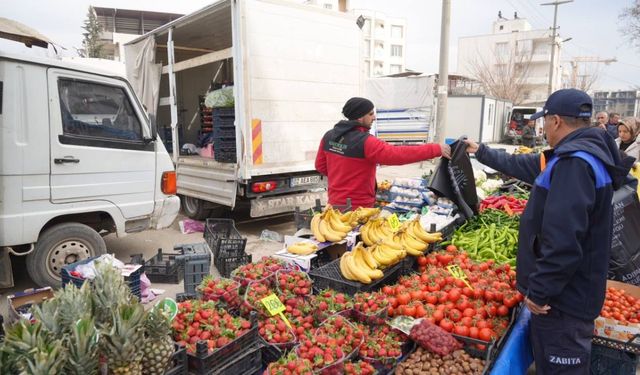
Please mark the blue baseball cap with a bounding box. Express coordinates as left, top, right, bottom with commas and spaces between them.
530, 89, 593, 120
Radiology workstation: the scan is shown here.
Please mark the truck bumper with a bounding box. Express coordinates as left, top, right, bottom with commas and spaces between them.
152, 195, 181, 229
250, 191, 327, 217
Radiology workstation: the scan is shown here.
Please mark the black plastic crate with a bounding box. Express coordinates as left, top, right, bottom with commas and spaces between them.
174, 243, 212, 296
590, 339, 639, 375
61, 257, 143, 300
213, 116, 236, 128
308, 258, 403, 296
261, 343, 283, 369
144, 249, 184, 284
205, 219, 247, 260
164, 344, 188, 375
592, 334, 640, 355
212, 126, 236, 139
212, 107, 235, 118
210, 344, 262, 375
214, 148, 236, 163
213, 138, 236, 150
217, 253, 252, 278
294, 198, 351, 230
187, 313, 259, 374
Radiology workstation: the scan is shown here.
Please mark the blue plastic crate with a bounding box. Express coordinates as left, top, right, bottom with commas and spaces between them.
61, 257, 143, 300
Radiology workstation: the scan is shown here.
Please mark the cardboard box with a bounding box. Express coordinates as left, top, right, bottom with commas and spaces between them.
594, 280, 640, 343
7, 287, 55, 323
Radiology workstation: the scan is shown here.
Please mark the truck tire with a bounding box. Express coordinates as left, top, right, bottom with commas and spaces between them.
27, 223, 107, 288
181, 196, 211, 220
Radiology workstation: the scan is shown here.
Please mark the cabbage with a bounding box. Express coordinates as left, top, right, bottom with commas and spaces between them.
474, 169, 487, 186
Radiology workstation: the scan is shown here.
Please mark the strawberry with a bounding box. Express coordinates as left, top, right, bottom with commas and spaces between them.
266, 352, 314, 375
276, 270, 313, 297
311, 289, 354, 323
198, 276, 241, 309
241, 281, 275, 318
344, 360, 377, 375
353, 291, 389, 325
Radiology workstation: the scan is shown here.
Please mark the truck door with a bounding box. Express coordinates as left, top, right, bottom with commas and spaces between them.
47, 69, 156, 218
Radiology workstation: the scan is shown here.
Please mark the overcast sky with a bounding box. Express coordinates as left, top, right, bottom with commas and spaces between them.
2, 0, 639, 91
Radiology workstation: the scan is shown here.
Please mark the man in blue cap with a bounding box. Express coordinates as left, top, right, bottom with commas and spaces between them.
465, 89, 635, 374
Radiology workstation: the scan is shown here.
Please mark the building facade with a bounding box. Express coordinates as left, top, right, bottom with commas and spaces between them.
357, 10, 407, 77
457, 16, 564, 106
593, 90, 640, 118
92, 6, 182, 61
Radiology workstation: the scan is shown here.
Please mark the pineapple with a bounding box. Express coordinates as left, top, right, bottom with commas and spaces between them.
21, 338, 66, 375
141, 307, 175, 375
3, 320, 65, 375
103, 304, 146, 375
64, 318, 100, 375
91, 261, 136, 327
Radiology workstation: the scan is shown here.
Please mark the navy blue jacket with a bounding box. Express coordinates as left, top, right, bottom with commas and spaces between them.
605, 123, 618, 140
476, 127, 634, 320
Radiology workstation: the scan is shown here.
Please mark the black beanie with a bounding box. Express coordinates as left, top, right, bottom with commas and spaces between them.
342, 97, 374, 120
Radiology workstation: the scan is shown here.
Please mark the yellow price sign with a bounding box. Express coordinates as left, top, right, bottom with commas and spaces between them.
446, 265, 474, 290
260, 294, 292, 328
387, 214, 401, 232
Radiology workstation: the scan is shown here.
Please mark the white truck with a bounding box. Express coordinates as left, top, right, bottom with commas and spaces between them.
0, 48, 180, 288
443, 95, 513, 143
125, 0, 361, 219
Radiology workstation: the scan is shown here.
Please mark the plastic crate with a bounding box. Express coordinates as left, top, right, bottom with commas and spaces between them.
204, 219, 247, 260
174, 243, 212, 296
213, 117, 236, 128
164, 344, 188, 375
217, 252, 252, 278
144, 249, 184, 284
213, 138, 236, 152
212, 126, 236, 139
210, 344, 262, 375
214, 148, 236, 163
294, 198, 352, 230
212, 107, 235, 118
308, 258, 403, 296
261, 343, 283, 369
187, 313, 260, 374
590, 339, 639, 375
61, 257, 143, 300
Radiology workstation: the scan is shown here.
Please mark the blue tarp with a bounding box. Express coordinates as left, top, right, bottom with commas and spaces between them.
491, 306, 534, 375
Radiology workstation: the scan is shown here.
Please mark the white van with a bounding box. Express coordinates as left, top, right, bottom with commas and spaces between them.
0, 52, 180, 288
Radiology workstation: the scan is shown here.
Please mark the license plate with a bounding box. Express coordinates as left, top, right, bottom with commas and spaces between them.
290, 175, 321, 187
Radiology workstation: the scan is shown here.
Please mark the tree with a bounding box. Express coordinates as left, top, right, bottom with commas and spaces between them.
620, 0, 640, 50
80, 6, 104, 58
465, 47, 533, 105
564, 62, 601, 92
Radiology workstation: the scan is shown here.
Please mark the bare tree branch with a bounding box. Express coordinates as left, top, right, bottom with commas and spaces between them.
620, 0, 640, 50
465, 45, 533, 105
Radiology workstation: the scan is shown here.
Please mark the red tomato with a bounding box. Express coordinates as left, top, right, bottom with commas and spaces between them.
415, 304, 427, 318
446, 245, 458, 253
448, 288, 462, 303
382, 286, 394, 295
432, 310, 445, 323
417, 256, 428, 266
478, 328, 495, 341
454, 325, 470, 337
469, 326, 479, 339
439, 318, 454, 332
448, 309, 462, 322
497, 305, 509, 317
402, 305, 416, 317
463, 308, 476, 317
410, 290, 423, 301
397, 293, 411, 306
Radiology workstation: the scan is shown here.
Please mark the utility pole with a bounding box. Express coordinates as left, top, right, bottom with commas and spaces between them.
435, 0, 451, 144
541, 0, 572, 96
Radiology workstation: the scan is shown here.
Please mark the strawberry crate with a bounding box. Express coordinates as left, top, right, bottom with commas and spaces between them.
308, 258, 403, 296
144, 248, 184, 284
164, 344, 188, 375
187, 312, 260, 375
61, 257, 143, 300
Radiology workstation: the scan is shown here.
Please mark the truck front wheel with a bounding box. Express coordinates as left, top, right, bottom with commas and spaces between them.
181, 196, 211, 220
27, 223, 107, 287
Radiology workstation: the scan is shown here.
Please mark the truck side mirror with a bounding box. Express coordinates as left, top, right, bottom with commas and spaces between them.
146, 113, 158, 142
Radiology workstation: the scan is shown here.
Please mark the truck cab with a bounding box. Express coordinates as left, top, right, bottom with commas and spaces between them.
0, 52, 180, 288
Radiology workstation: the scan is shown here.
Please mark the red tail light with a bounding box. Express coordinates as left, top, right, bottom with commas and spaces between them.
161, 171, 177, 195
252, 181, 278, 193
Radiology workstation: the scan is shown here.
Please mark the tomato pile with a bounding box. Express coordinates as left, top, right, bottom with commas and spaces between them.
600, 286, 640, 323
171, 300, 252, 354
387, 246, 522, 343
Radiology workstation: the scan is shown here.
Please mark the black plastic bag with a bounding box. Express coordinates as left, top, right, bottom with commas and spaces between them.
428, 138, 478, 219
608, 184, 640, 285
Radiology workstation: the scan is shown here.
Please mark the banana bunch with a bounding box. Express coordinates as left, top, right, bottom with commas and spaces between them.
359, 218, 394, 246
399, 220, 443, 256
339, 242, 384, 284
514, 146, 535, 154
310, 206, 358, 243
353, 207, 381, 224
286, 241, 318, 256
369, 243, 406, 268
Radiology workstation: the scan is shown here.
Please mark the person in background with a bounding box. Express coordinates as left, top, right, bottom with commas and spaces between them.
605, 112, 621, 139
521, 119, 537, 148
464, 89, 635, 374
315, 97, 451, 208
594, 111, 608, 130
616, 117, 640, 161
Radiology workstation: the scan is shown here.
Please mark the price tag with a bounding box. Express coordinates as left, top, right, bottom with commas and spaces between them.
446, 265, 473, 290
260, 294, 292, 328
387, 213, 401, 232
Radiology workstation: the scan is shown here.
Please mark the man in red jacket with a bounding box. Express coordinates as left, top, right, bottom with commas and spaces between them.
315, 97, 451, 208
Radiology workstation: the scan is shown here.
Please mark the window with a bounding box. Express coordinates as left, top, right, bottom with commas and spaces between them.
391, 25, 403, 39
391, 45, 403, 57
363, 19, 371, 35
499, 25, 504, 30
495, 42, 509, 56
363, 40, 371, 57
390, 64, 402, 74
323, 3, 332, 9
58, 78, 143, 145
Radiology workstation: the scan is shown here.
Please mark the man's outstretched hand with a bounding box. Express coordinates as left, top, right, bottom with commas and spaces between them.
440, 144, 451, 159
464, 139, 480, 154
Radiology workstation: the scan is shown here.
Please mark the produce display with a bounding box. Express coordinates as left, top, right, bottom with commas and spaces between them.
395, 347, 486, 375
344, 360, 377, 375
479, 195, 527, 215
600, 286, 640, 323
265, 352, 314, 375
448, 210, 520, 266
409, 319, 462, 356
358, 325, 407, 370
258, 316, 296, 347
198, 276, 241, 309
286, 241, 319, 255
232, 257, 290, 286
311, 206, 380, 243
276, 269, 313, 297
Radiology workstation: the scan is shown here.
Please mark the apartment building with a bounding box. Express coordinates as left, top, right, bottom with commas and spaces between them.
92, 6, 182, 61
593, 90, 640, 118
457, 15, 564, 106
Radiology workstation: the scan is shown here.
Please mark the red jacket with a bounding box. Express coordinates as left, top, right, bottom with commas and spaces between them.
315, 121, 442, 208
